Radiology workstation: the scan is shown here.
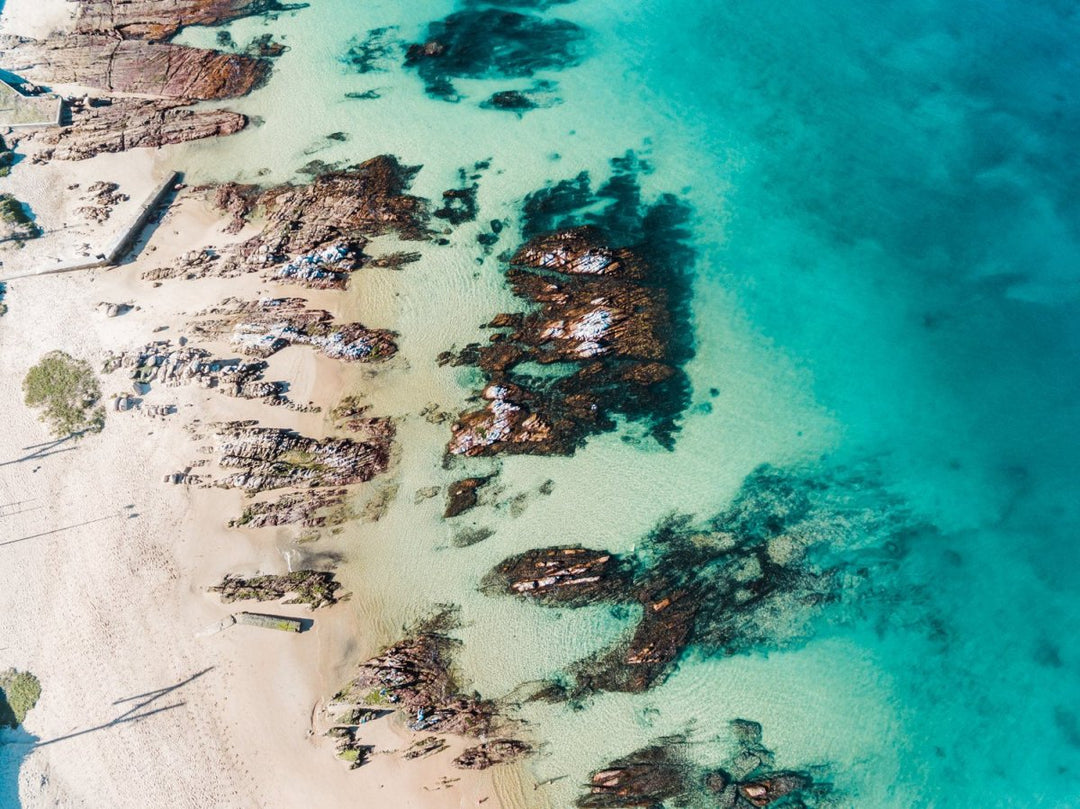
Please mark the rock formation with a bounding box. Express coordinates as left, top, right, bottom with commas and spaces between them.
0, 34, 270, 100
482, 545, 628, 607
578, 727, 827, 809
23, 97, 247, 160
210, 420, 393, 492
334, 619, 497, 737
191, 297, 397, 362
446, 224, 688, 457
228, 488, 348, 529
211, 570, 340, 608
452, 739, 530, 770
443, 475, 491, 518
577, 745, 688, 808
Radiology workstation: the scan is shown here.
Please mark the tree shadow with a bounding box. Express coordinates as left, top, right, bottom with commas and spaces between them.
0, 513, 119, 548
32, 667, 214, 748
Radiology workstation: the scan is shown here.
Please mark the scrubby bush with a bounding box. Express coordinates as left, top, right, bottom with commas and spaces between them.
0, 669, 41, 728
23, 350, 106, 437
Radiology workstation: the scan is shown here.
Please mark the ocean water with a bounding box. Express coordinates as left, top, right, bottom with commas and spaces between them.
6, 0, 1080, 806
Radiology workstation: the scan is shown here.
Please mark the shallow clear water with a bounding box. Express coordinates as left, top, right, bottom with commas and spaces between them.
10, 0, 1080, 805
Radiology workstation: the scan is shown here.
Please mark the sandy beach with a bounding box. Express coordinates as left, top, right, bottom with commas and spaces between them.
0, 181, 523, 807
0, 37, 528, 801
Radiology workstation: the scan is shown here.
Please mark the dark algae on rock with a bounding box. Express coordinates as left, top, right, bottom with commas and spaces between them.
446, 154, 695, 457
403, 7, 587, 103
578, 725, 831, 808
487, 463, 930, 700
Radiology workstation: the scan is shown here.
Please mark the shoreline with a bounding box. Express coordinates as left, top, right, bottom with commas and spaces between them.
0, 191, 523, 809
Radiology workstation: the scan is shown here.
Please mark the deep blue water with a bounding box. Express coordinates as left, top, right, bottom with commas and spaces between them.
646, 0, 1080, 803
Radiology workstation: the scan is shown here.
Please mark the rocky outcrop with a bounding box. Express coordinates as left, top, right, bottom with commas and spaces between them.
229, 488, 347, 529
0, 34, 270, 100
226, 156, 428, 264
482, 546, 628, 607
334, 625, 497, 737
211, 421, 392, 492
577, 745, 688, 808
192, 297, 397, 362
73, 0, 293, 43
24, 97, 247, 160
211, 570, 340, 608
578, 727, 825, 809
446, 226, 686, 457
103, 341, 274, 395
452, 739, 530, 770
443, 475, 491, 518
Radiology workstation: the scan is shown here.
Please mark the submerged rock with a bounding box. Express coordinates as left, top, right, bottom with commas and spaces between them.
443, 475, 492, 518
577, 744, 688, 808
404, 8, 586, 102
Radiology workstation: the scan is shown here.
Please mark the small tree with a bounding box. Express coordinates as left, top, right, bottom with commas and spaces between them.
23, 350, 106, 437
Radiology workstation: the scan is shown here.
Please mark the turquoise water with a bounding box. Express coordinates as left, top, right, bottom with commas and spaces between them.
7, 0, 1080, 805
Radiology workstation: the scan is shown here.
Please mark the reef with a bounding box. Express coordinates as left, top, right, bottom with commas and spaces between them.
444, 154, 694, 457
480, 80, 560, 115
577, 744, 688, 808
578, 725, 831, 808
191, 297, 397, 362
211, 570, 340, 608
21, 97, 247, 161
207, 420, 393, 492
332, 610, 499, 737
403, 8, 586, 102
489, 465, 926, 698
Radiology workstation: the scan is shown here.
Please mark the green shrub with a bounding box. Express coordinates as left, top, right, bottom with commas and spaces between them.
0, 669, 41, 728
23, 350, 106, 437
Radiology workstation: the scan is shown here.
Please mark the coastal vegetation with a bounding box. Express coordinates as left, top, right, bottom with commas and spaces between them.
22, 350, 106, 437
0, 192, 42, 241
0, 134, 13, 177
0, 669, 41, 729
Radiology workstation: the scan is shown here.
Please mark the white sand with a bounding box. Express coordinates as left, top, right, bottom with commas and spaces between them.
0, 155, 520, 808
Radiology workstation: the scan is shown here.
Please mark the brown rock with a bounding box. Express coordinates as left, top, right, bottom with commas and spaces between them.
26, 98, 246, 160
452, 739, 530, 770
1, 34, 270, 99
483, 546, 628, 606
577, 745, 687, 808
738, 773, 813, 807
443, 475, 491, 518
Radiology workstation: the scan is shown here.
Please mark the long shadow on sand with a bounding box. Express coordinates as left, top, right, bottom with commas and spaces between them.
32, 667, 214, 749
